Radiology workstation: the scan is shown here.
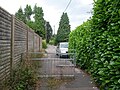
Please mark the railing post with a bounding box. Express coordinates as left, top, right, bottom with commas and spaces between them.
10, 15, 15, 76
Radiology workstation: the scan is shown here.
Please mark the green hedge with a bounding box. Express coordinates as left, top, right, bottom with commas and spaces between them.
69, 0, 120, 89
69, 20, 92, 69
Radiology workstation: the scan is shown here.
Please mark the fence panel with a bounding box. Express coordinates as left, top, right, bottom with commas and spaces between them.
28, 29, 34, 52
0, 7, 42, 85
34, 34, 40, 52
0, 7, 11, 82
13, 18, 27, 67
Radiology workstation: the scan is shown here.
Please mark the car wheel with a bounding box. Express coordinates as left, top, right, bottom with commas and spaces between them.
60, 54, 62, 58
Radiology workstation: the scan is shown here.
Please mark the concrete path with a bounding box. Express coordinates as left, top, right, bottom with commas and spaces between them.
58, 69, 99, 90
37, 45, 74, 77
37, 45, 99, 90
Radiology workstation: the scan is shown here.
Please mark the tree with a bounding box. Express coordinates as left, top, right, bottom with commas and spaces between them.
24, 4, 32, 21
33, 5, 46, 38
56, 13, 70, 44
15, 4, 46, 39
26, 20, 35, 30
15, 7, 26, 23
45, 22, 53, 43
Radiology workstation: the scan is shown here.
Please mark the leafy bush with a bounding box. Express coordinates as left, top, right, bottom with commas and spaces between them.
4, 61, 38, 90
49, 40, 54, 45
49, 37, 55, 45
42, 40, 47, 49
69, 20, 92, 70
69, 0, 120, 89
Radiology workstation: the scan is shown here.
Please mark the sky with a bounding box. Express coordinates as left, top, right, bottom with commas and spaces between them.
0, 0, 93, 34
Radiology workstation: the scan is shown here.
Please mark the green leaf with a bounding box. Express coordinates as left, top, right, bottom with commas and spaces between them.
113, 56, 118, 59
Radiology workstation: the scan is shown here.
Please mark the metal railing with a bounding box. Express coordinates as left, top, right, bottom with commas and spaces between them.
27, 51, 76, 78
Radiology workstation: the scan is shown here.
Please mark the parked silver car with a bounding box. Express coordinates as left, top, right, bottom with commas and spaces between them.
56, 42, 68, 58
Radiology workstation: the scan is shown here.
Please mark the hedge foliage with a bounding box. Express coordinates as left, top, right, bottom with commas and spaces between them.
69, 0, 120, 89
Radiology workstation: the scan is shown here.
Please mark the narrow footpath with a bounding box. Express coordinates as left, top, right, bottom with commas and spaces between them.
37, 45, 99, 90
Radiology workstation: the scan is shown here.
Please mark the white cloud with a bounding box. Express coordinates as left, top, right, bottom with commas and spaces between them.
70, 14, 91, 30
67, 0, 93, 30
42, 6, 62, 34
76, 0, 93, 6
0, 0, 93, 33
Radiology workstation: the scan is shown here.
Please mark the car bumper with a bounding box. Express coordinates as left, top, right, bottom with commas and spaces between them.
60, 53, 69, 58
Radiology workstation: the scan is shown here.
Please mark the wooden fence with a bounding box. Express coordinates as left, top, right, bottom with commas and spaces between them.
0, 7, 42, 84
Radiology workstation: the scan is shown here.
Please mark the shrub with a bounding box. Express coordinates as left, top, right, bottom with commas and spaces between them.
49, 40, 54, 45
49, 36, 56, 45
42, 40, 47, 49
69, 20, 92, 70
69, 0, 120, 89
4, 61, 38, 90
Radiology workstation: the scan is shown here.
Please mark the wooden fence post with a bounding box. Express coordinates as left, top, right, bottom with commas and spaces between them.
26, 27, 28, 53
39, 37, 40, 51
40, 37, 42, 50
10, 15, 15, 76
25, 27, 29, 61
33, 32, 35, 52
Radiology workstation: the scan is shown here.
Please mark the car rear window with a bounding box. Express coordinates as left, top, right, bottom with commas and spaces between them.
60, 43, 68, 48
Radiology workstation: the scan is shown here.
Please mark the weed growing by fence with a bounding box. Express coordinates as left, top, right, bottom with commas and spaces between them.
3, 58, 39, 90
